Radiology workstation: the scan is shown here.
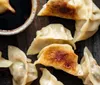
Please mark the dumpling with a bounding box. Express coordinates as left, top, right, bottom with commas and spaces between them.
74, 3, 100, 42
40, 68, 64, 85
0, 51, 12, 68
74, 19, 100, 42
8, 46, 28, 85
35, 44, 83, 76
8, 46, 37, 85
27, 24, 75, 55
0, 0, 15, 13
38, 0, 93, 20
80, 47, 100, 85
38, 0, 100, 42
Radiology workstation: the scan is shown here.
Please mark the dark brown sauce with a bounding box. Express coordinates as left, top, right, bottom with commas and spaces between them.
0, 0, 32, 30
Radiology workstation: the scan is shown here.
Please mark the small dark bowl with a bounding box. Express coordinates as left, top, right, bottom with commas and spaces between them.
0, 0, 37, 35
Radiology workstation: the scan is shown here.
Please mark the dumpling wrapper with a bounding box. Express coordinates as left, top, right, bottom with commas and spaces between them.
74, 19, 100, 42
35, 44, 83, 76
0, 0, 15, 13
0, 51, 12, 68
26, 63, 38, 84
80, 47, 100, 85
90, 3, 100, 21
8, 46, 38, 85
40, 68, 64, 85
74, 3, 100, 42
38, 0, 93, 20
27, 24, 75, 55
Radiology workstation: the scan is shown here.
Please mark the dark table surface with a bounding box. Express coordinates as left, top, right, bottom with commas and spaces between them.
0, 0, 100, 85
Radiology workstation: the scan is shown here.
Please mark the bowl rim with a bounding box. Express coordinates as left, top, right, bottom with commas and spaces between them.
0, 0, 38, 36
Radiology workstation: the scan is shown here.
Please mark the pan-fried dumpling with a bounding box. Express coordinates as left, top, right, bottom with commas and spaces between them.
35, 44, 83, 76
0, 51, 12, 68
8, 46, 38, 85
0, 0, 15, 13
38, 0, 93, 20
74, 3, 100, 42
40, 68, 64, 85
38, 0, 100, 42
80, 47, 100, 85
27, 24, 75, 55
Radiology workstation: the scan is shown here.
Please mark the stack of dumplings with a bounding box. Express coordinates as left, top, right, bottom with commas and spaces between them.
27, 23, 100, 85
8, 46, 38, 85
0, 46, 64, 85
0, 46, 38, 85
0, 39, 99, 85
0, 0, 100, 85
38, 0, 100, 42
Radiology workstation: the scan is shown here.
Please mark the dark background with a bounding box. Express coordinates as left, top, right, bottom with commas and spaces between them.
0, 0, 100, 85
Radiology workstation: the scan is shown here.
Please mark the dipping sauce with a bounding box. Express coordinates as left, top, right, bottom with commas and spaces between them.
0, 0, 32, 30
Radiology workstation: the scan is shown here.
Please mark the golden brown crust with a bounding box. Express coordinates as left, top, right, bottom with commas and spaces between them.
39, 0, 78, 19
44, 46, 77, 70
37, 45, 78, 76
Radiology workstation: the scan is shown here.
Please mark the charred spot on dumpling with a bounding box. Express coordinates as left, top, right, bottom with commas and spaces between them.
45, 47, 67, 62
44, 47, 65, 61
54, 50, 67, 61
45, 0, 78, 19
64, 60, 76, 70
